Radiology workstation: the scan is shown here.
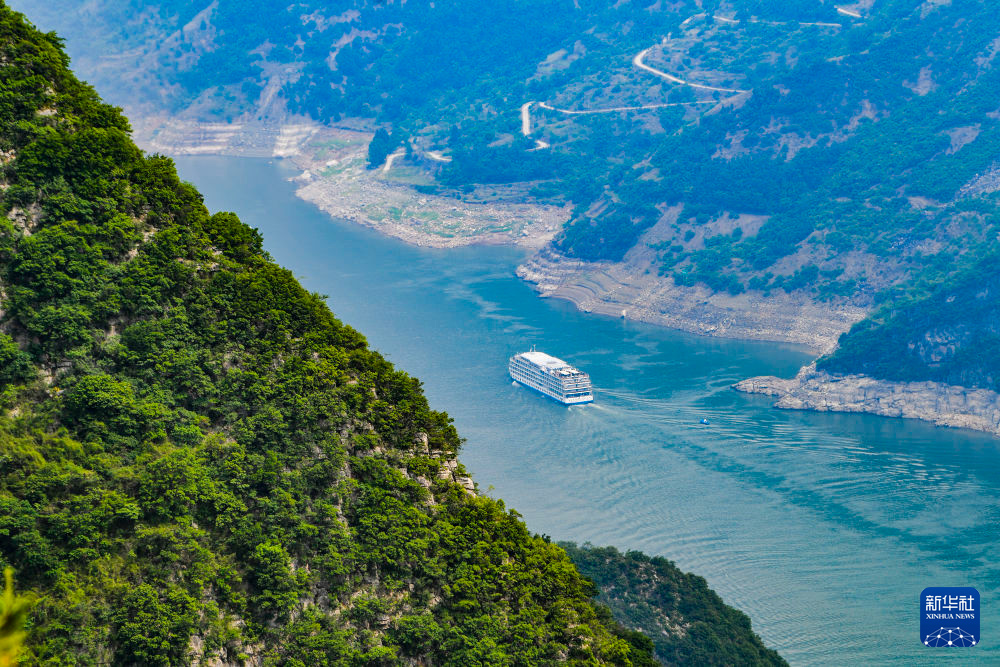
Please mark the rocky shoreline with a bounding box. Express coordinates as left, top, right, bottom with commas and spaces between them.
291, 158, 564, 250
734, 364, 1000, 436
134, 117, 564, 250
517, 247, 868, 352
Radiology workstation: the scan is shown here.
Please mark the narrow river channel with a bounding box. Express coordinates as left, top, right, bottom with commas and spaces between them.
175, 155, 1000, 665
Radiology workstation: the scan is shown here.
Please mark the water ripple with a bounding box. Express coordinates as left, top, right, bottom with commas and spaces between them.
177, 156, 1000, 667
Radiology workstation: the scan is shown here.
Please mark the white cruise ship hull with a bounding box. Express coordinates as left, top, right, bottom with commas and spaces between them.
509, 351, 594, 405
512, 380, 594, 404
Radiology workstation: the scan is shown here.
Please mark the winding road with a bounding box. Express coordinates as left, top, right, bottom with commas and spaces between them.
519, 8, 860, 144
632, 47, 750, 94
521, 101, 534, 136
382, 149, 406, 173
537, 100, 716, 115
714, 14, 842, 28
520, 11, 751, 138
425, 150, 452, 163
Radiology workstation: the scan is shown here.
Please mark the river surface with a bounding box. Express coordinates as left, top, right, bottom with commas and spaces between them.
174, 156, 1000, 666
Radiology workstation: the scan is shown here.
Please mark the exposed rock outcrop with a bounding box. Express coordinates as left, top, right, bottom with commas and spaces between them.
734, 364, 1000, 436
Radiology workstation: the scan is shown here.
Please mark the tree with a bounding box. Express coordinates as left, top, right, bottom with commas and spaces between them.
367, 128, 401, 169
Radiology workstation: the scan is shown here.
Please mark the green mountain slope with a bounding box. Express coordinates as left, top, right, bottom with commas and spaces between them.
561, 544, 786, 667
0, 5, 641, 664
0, 4, 785, 665
818, 255, 1000, 389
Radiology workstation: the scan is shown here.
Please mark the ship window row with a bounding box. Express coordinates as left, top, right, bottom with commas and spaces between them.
512, 370, 587, 394
511, 364, 564, 385
511, 361, 591, 386
511, 371, 563, 392
511, 372, 579, 396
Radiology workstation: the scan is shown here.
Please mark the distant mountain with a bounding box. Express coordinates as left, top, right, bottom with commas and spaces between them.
16, 0, 1000, 301
819, 256, 1000, 389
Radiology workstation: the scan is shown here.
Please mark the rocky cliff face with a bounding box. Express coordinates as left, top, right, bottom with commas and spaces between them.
734, 364, 1000, 436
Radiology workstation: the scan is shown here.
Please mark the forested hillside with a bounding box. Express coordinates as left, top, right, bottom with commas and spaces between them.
0, 4, 791, 664
819, 256, 1000, 389
561, 544, 786, 667
17, 0, 1000, 304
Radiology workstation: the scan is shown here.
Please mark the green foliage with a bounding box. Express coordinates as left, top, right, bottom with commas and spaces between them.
112, 584, 199, 666
391, 614, 443, 655
248, 541, 302, 622
366, 128, 403, 170
562, 543, 788, 667
63, 375, 137, 431
0, 334, 33, 386
202, 211, 264, 262
819, 254, 1000, 389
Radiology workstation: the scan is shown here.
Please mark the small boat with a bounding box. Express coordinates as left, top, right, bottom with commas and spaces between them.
700, 418, 711, 425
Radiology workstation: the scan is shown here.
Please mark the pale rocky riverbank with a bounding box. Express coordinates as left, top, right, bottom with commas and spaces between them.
290, 143, 565, 250
133, 117, 565, 249
734, 364, 1000, 437
518, 247, 868, 351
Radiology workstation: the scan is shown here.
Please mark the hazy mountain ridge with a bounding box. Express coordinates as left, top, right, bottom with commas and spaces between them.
22, 1, 1000, 300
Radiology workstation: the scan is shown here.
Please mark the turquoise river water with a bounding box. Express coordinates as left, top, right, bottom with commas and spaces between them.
174, 156, 1000, 666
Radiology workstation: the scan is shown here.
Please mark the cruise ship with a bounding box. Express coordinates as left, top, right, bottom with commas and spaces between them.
509, 350, 594, 405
